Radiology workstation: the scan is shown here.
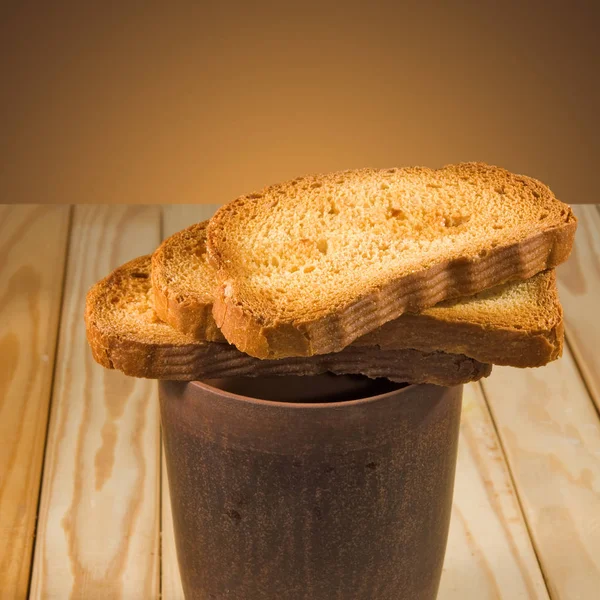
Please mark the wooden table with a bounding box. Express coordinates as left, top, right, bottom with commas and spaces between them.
2, 204, 600, 599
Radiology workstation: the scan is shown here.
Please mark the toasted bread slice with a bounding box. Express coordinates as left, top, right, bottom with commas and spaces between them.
355, 270, 563, 367
207, 162, 576, 358
86, 256, 491, 386
154, 221, 563, 367
152, 221, 225, 342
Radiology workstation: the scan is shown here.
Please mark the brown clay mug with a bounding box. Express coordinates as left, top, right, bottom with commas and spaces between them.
159, 374, 462, 600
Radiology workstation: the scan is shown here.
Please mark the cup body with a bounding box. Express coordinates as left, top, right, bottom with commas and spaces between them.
159, 375, 462, 600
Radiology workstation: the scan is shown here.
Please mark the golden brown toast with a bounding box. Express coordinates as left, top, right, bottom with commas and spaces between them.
207, 163, 575, 358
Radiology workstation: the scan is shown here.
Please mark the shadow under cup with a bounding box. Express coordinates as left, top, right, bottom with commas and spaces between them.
159, 374, 463, 600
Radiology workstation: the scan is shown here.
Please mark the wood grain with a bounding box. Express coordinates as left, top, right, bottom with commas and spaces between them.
556, 204, 600, 411
482, 351, 600, 600
30, 205, 162, 599
160, 204, 218, 600
439, 383, 549, 599
0, 205, 71, 599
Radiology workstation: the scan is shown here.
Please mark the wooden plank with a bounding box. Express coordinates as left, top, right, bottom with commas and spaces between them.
556, 204, 600, 411
482, 351, 600, 599
160, 204, 218, 600
161, 204, 219, 237
30, 205, 162, 599
439, 383, 549, 599
0, 205, 71, 599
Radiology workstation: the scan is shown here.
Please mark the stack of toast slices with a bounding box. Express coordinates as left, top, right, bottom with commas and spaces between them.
86, 163, 577, 387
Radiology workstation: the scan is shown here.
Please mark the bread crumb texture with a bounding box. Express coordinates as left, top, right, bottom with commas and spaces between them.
422, 269, 561, 331
152, 221, 213, 304
88, 255, 196, 346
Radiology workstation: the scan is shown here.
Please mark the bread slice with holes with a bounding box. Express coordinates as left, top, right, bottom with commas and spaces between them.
85, 256, 492, 386
206, 162, 576, 359
154, 220, 564, 368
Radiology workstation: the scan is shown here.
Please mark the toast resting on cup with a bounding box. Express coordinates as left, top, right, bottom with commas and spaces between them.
86, 256, 492, 386
153, 221, 564, 368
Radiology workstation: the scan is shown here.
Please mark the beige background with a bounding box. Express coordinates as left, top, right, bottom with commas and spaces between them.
0, 2, 598, 205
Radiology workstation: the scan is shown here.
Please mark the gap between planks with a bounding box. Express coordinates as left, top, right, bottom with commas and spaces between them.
481, 204, 600, 600
556, 204, 600, 414
482, 351, 600, 599
29, 206, 162, 599
0, 205, 71, 599
439, 382, 549, 599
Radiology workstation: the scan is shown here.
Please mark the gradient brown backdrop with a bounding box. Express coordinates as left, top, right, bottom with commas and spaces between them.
1, 2, 598, 205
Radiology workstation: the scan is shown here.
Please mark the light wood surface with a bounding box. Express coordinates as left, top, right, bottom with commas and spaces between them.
29, 206, 162, 599
439, 383, 549, 599
0, 205, 71, 599
556, 204, 600, 412
1, 203, 599, 598
482, 350, 600, 600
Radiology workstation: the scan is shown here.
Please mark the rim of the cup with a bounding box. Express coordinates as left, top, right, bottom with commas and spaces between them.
188, 378, 424, 409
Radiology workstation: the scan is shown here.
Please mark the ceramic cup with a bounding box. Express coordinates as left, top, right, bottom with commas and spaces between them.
159, 374, 462, 600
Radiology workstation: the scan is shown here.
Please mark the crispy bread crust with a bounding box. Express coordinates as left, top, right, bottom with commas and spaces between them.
354, 270, 564, 367
354, 306, 564, 367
